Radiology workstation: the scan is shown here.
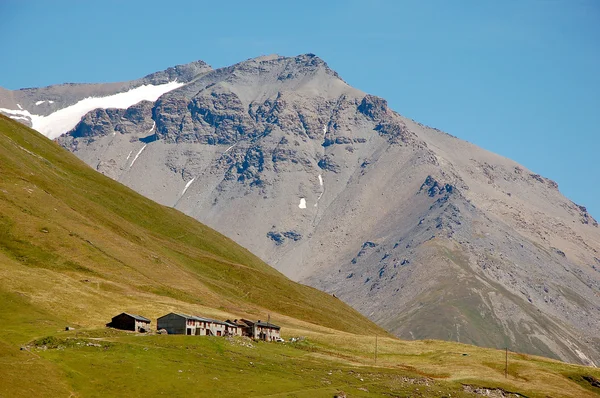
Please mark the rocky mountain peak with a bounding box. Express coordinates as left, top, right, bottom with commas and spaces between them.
18, 55, 600, 366
141, 60, 212, 85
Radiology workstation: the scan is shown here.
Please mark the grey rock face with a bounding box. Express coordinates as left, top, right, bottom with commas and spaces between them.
14, 54, 600, 366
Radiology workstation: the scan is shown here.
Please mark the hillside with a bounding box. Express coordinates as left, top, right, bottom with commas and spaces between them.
0, 113, 386, 337
1, 115, 600, 397
10, 54, 594, 366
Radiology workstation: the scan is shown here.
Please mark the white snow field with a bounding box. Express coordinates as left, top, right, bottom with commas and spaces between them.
0, 81, 184, 139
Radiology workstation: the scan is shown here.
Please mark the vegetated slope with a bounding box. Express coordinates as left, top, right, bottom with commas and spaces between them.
6, 55, 600, 366
0, 114, 385, 339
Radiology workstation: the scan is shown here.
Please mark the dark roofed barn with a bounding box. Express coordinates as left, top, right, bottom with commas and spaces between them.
107, 313, 151, 332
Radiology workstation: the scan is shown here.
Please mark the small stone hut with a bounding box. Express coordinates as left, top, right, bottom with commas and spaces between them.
106, 313, 151, 332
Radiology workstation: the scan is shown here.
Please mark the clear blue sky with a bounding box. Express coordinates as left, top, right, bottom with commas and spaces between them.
2, 0, 599, 218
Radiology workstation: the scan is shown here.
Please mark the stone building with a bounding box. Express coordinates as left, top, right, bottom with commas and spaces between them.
106, 313, 151, 332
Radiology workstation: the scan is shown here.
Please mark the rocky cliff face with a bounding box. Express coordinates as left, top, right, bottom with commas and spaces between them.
8, 54, 600, 366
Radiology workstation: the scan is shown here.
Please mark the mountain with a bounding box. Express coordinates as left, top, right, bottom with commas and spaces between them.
2, 54, 599, 366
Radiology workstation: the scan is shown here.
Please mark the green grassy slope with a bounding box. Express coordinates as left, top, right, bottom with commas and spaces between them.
0, 114, 383, 337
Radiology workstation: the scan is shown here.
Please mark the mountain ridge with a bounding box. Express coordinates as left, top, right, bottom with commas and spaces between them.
2, 54, 599, 366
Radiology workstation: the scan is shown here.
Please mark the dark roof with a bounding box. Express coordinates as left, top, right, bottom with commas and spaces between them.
157, 312, 194, 320
157, 313, 230, 325
121, 313, 151, 322
255, 321, 281, 330
162, 312, 205, 321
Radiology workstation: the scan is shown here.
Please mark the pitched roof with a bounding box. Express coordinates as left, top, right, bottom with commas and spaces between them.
240, 318, 281, 329
122, 313, 151, 322
157, 312, 194, 320
255, 321, 280, 329
158, 313, 232, 325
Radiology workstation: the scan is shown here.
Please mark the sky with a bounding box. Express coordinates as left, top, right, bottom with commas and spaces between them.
1, 0, 599, 217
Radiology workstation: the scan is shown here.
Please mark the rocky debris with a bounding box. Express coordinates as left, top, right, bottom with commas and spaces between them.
225, 336, 254, 348
141, 60, 211, 85
317, 155, 340, 173
553, 248, 567, 257
96, 159, 119, 178
463, 385, 522, 397
529, 173, 559, 189
375, 119, 414, 145
267, 230, 302, 245
322, 136, 353, 147
351, 241, 379, 264
156, 329, 168, 335
357, 94, 421, 146
357, 94, 389, 119
398, 376, 433, 386
267, 231, 284, 245
283, 231, 302, 241
225, 146, 265, 186
582, 375, 600, 388
574, 203, 599, 227
420, 176, 456, 197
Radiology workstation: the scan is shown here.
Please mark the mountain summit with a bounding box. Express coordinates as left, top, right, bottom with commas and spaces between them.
2, 54, 599, 365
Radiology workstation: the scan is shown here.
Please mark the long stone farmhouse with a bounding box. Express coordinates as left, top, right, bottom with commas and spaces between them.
157, 313, 240, 336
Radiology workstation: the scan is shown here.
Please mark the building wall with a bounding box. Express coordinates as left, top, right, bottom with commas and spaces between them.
253, 325, 281, 341
206, 322, 226, 336
134, 320, 150, 332
157, 314, 187, 334
109, 314, 135, 331
225, 326, 240, 336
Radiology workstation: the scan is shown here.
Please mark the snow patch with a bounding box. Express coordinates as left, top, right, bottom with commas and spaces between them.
48, 101, 54, 104
322, 125, 327, 134
0, 81, 184, 140
181, 178, 195, 196
298, 198, 307, 209
315, 174, 324, 207
129, 145, 147, 167
35, 101, 45, 106
575, 349, 597, 367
